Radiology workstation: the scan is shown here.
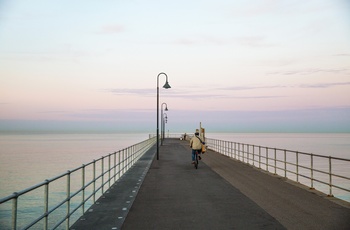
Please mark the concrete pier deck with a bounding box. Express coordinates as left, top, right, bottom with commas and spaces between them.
71, 139, 350, 230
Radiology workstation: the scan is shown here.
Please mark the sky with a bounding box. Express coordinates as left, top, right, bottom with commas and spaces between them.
0, 0, 350, 133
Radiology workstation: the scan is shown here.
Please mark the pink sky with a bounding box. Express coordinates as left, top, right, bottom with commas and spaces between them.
1, 0, 350, 133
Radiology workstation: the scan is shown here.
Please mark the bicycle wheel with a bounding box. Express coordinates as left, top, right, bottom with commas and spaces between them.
195, 152, 199, 169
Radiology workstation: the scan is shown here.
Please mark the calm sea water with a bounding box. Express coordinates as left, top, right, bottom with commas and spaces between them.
0, 133, 149, 198
1, 133, 349, 198
0, 132, 349, 229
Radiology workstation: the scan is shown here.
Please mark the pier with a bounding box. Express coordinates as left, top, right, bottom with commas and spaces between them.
71, 139, 350, 230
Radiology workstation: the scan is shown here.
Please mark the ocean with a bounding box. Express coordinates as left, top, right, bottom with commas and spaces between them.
0, 133, 150, 198
0, 132, 349, 229
1, 132, 349, 198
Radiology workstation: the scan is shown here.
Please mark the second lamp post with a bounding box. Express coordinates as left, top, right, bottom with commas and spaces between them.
156, 72, 171, 160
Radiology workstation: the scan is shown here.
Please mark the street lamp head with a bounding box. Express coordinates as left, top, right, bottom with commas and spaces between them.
163, 81, 171, 89
165, 106, 168, 111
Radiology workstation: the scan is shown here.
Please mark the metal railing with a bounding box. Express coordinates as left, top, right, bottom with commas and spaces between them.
206, 138, 350, 202
149, 133, 185, 139
0, 137, 156, 230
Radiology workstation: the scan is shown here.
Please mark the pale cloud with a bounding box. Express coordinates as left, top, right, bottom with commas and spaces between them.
96, 24, 124, 34
334, 53, 350, 57
63, 109, 152, 120
299, 82, 350, 88
173, 37, 227, 46
106, 88, 208, 98
173, 36, 275, 47
229, 0, 331, 18
235, 36, 276, 47
218, 82, 350, 91
106, 88, 154, 96
0, 44, 91, 62
105, 87, 283, 100
173, 38, 197, 46
229, 0, 297, 18
267, 68, 349, 75
217, 85, 284, 91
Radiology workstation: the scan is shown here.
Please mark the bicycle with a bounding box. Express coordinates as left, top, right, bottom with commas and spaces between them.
194, 150, 200, 169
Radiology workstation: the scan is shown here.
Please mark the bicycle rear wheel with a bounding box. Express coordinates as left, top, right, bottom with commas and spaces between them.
195, 152, 199, 169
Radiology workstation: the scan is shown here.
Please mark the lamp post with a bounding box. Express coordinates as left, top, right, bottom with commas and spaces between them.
157, 72, 171, 160
161, 103, 168, 145
163, 113, 168, 141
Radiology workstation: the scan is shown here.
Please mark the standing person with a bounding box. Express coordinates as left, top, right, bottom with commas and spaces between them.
190, 130, 204, 164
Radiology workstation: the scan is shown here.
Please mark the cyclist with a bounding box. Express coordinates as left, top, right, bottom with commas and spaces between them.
190, 130, 204, 164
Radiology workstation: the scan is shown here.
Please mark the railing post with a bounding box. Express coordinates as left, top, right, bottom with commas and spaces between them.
123, 148, 126, 174
114, 152, 117, 183
218, 139, 220, 153
226, 141, 229, 156
228, 141, 230, 156
108, 155, 111, 188
234, 142, 236, 159
93, 160, 96, 203
274, 148, 277, 175
44, 180, 49, 230
227, 141, 230, 157
131, 145, 133, 164
82, 164, 85, 214
311, 154, 314, 189
242, 144, 245, 162
253, 145, 255, 166
329, 156, 333, 197
222, 140, 224, 154
128, 147, 130, 170
131, 146, 134, 166
101, 157, 104, 194
118, 151, 121, 180
12, 193, 18, 230
247, 144, 249, 165
259, 146, 261, 169
127, 147, 130, 171
122, 149, 125, 175
220, 140, 222, 154
131, 146, 134, 168
66, 171, 71, 230
296, 152, 299, 182
266, 147, 268, 171
224, 141, 226, 156
238, 144, 240, 161
284, 150, 287, 178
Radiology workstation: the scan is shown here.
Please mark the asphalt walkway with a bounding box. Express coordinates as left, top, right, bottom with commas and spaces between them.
71, 139, 350, 230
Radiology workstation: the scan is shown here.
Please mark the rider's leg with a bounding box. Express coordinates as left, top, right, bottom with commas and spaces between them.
191, 149, 196, 163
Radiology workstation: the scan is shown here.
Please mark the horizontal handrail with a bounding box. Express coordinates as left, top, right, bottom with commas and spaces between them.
0, 136, 156, 230
206, 138, 350, 203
